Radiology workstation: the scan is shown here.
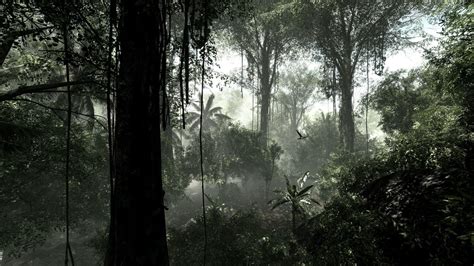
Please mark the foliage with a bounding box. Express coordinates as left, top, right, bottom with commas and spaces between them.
276, 63, 320, 131
183, 123, 283, 188
0, 101, 109, 258
299, 6, 474, 264
186, 94, 231, 132
292, 113, 339, 174
270, 175, 318, 231
298, 195, 390, 264
169, 206, 307, 265
301, 118, 473, 264
370, 70, 429, 134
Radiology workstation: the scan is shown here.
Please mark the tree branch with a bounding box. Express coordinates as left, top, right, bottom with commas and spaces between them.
0, 26, 54, 66
0, 80, 93, 102
12, 98, 107, 130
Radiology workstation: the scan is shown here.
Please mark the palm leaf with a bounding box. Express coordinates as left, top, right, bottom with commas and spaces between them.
271, 198, 290, 210
191, 102, 200, 112
205, 94, 215, 113
209, 106, 223, 114
189, 120, 200, 132
310, 198, 321, 206
214, 113, 231, 120
296, 185, 314, 197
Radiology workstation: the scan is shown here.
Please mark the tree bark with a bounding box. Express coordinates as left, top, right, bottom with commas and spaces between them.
339, 71, 355, 152
259, 47, 271, 142
107, 0, 169, 265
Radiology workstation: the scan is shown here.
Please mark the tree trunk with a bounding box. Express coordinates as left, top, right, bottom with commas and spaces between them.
161, 126, 175, 173
259, 48, 271, 142
339, 69, 355, 152
107, 1, 169, 265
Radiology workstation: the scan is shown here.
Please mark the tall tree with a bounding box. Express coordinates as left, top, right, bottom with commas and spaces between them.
294, 0, 421, 151
109, 0, 238, 263
110, 0, 169, 264
226, 0, 292, 141
277, 64, 319, 133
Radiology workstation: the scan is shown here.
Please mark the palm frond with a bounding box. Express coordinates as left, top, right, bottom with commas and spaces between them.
296, 185, 314, 197
191, 102, 200, 112
209, 106, 223, 114
205, 94, 215, 113
271, 198, 290, 210
214, 113, 231, 120
310, 198, 321, 206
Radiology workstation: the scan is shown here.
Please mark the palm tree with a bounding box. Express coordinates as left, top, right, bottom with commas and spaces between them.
269, 175, 318, 232
186, 94, 231, 132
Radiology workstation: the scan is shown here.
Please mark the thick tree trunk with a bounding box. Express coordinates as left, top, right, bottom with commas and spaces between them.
107, 1, 169, 265
339, 71, 355, 152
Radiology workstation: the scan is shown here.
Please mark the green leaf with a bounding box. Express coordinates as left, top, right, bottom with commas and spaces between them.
296, 184, 314, 197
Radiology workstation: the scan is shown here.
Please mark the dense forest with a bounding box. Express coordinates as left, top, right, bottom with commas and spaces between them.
0, 0, 472, 265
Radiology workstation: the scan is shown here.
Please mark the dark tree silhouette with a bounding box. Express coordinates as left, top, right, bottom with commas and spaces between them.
108, 1, 169, 264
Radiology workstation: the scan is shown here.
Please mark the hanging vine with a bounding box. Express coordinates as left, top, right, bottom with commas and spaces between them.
62, 2, 74, 265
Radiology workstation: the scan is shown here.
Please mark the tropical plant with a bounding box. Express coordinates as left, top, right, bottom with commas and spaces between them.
270, 175, 318, 232
265, 141, 284, 200
186, 94, 231, 132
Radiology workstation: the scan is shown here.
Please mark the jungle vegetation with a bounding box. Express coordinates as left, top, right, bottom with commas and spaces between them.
0, 0, 472, 265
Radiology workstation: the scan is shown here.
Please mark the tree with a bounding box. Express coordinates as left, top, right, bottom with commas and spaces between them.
226, 0, 293, 141
294, 0, 421, 151
109, 1, 169, 264
294, 113, 339, 174
370, 70, 428, 134
0, 100, 108, 263
109, 0, 238, 263
277, 64, 319, 134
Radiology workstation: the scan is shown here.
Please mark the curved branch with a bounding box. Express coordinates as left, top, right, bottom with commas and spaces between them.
0, 80, 93, 102
12, 98, 107, 130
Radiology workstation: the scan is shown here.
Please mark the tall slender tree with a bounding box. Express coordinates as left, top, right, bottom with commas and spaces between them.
226, 0, 292, 141
294, 0, 421, 151
277, 64, 319, 134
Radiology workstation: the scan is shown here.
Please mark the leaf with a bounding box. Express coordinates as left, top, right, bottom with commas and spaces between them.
296, 184, 314, 197
271, 198, 289, 210
310, 198, 321, 206
214, 113, 231, 120
205, 94, 215, 113
300, 199, 311, 205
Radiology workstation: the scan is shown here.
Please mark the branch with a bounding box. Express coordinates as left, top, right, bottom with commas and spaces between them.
0, 26, 54, 66
12, 98, 108, 130
0, 80, 93, 102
